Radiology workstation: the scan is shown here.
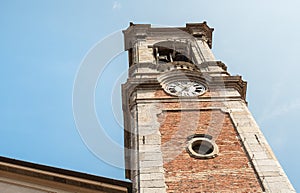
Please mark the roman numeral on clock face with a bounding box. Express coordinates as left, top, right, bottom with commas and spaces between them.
165, 81, 206, 97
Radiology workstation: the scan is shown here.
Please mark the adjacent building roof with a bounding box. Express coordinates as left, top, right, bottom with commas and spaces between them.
0, 156, 132, 193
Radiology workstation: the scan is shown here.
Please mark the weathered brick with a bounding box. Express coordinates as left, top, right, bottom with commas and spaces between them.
158, 106, 263, 192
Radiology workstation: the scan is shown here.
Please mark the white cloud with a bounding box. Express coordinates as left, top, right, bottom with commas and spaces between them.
112, 1, 121, 10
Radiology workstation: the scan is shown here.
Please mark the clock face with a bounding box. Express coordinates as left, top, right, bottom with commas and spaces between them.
165, 81, 206, 97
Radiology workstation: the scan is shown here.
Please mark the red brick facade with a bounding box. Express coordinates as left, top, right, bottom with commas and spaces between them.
157, 103, 263, 192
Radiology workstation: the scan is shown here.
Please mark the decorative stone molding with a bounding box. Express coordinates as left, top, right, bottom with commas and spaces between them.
185, 22, 214, 48
123, 22, 214, 51
157, 61, 200, 73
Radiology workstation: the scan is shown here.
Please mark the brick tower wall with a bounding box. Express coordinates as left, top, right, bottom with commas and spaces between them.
158, 103, 263, 192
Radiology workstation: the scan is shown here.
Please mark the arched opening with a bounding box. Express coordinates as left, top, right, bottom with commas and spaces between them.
153, 41, 193, 64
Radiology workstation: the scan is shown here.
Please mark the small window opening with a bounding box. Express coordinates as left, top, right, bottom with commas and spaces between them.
187, 134, 218, 159
192, 140, 214, 155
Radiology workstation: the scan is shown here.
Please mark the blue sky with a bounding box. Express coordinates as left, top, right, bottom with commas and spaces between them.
1, 0, 300, 191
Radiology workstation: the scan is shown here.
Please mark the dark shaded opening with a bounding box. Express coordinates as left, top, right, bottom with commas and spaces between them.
153, 41, 193, 64
192, 140, 214, 155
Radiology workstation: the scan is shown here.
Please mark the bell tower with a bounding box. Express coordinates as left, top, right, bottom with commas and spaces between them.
122, 22, 295, 193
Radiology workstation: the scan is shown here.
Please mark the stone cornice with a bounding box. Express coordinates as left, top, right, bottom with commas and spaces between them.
122, 72, 247, 112
128, 61, 230, 78
123, 22, 214, 50
198, 61, 228, 71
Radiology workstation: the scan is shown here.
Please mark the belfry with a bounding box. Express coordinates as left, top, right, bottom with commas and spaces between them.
122, 22, 295, 192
